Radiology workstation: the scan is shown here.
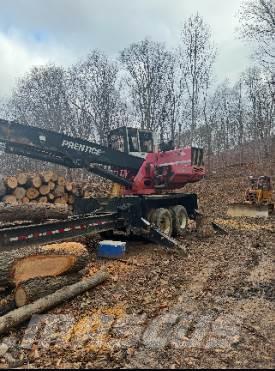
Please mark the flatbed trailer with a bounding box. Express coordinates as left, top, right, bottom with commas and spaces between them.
0, 193, 199, 252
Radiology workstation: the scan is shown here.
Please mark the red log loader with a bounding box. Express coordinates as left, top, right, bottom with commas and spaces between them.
0, 119, 211, 252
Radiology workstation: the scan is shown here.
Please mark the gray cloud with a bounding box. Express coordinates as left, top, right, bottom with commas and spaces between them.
0, 0, 252, 97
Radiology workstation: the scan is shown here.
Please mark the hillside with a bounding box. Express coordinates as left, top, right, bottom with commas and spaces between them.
0, 162, 274, 369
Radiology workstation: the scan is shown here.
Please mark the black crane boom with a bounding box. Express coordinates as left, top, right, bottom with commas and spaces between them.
0, 119, 143, 173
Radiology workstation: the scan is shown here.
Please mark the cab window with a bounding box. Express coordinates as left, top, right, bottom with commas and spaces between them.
139, 131, 153, 152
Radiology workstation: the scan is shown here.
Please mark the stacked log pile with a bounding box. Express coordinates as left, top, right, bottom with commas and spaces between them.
0, 171, 112, 208
0, 171, 77, 207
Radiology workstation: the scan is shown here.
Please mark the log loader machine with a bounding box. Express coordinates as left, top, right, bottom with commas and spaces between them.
0, 119, 208, 253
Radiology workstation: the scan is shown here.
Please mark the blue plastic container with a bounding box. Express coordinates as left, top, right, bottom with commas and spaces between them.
97, 240, 126, 259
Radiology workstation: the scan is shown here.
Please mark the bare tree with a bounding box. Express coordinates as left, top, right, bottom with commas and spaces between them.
2, 65, 77, 174
68, 50, 127, 144
243, 66, 274, 158
120, 39, 175, 137
230, 77, 246, 163
201, 82, 216, 170
156, 51, 185, 143
238, 0, 275, 70
8, 65, 75, 134
179, 13, 216, 145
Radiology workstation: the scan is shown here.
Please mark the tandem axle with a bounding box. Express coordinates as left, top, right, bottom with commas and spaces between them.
0, 193, 199, 252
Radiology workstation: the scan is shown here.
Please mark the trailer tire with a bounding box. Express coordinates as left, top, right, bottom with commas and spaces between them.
170, 205, 188, 236
153, 208, 173, 237
146, 209, 157, 225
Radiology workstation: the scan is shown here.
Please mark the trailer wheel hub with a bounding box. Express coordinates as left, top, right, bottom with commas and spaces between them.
153, 208, 173, 237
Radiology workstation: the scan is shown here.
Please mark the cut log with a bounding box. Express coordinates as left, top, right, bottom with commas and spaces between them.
54, 197, 67, 205
48, 181, 56, 191
53, 185, 65, 197
0, 202, 72, 223
5, 176, 18, 190
22, 197, 30, 204
0, 242, 89, 287
26, 188, 39, 200
31, 175, 42, 189
15, 272, 83, 307
17, 173, 28, 186
13, 187, 26, 201
47, 193, 55, 201
0, 271, 109, 335
2, 195, 17, 205
39, 184, 50, 196
65, 182, 73, 192
38, 196, 48, 204
57, 176, 66, 187
68, 194, 75, 205
51, 172, 58, 182
41, 171, 54, 183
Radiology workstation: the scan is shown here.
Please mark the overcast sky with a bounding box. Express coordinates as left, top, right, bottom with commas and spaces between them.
0, 0, 253, 98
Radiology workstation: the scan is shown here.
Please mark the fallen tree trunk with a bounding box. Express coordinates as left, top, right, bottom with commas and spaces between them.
0, 271, 109, 335
0, 202, 72, 223
0, 242, 89, 286
15, 272, 84, 307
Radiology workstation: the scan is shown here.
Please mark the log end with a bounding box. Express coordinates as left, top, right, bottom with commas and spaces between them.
15, 287, 27, 307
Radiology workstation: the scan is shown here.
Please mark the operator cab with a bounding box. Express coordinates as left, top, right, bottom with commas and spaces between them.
108, 127, 156, 158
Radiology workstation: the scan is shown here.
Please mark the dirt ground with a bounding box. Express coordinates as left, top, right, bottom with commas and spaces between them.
0, 162, 274, 369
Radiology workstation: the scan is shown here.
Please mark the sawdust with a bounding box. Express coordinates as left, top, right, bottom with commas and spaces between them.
247, 257, 274, 283
42, 242, 87, 255
87, 259, 137, 281
215, 217, 274, 232
63, 305, 126, 353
